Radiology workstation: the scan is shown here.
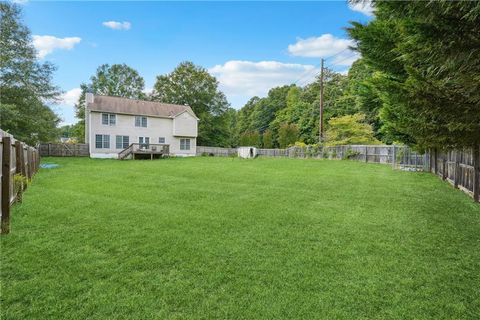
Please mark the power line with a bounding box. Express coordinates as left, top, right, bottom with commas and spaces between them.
325, 52, 358, 69
292, 47, 355, 84
291, 65, 320, 86
323, 47, 351, 62
297, 73, 320, 87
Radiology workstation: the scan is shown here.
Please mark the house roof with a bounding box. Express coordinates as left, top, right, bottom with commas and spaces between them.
87, 95, 198, 119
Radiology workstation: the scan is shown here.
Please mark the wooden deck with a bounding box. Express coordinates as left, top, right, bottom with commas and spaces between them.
119, 143, 170, 160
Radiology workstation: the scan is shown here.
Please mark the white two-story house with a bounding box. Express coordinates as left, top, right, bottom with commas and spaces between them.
85, 93, 199, 158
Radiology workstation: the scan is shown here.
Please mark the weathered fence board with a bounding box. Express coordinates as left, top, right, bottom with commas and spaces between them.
433, 147, 480, 201
39, 143, 89, 157
1, 130, 40, 234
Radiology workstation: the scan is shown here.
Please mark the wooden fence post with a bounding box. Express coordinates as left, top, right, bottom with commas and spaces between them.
365, 146, 368, 163
1, 137, 12, 234
27, 148, 32, 180
14, 141, 24, 202
433, 148, 438, 175
473, 145, 479, 203
442, 153, 447, 180
428, 149, 435, 173
392, 145, 396, 169
454, 150, 460, 188
21, 145, 27, 177
15, 141, 22, 174
32, 150, 36, 174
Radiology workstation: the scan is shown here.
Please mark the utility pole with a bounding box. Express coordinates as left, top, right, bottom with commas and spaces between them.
319, 58, 325, 144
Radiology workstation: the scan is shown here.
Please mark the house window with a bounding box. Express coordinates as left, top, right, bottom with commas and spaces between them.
116, 135, 129, 149
158, 137, 165, 144
135, 116, 147, 127
102, 113, 116, 126
139, 137, 150, 148
95, 134, 110, 149
180, 138, 191, 150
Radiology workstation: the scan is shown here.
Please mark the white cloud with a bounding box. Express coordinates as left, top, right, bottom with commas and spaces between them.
209, 60, 318, 104
60, 88, 82, 106
102, 21, 131, 30
348, 0, 374, 17
32, 35, 81, 59
288, 34, 353, 58
143, 88, 154, 96
287, 34, 360, 67
331, 52, 360, 66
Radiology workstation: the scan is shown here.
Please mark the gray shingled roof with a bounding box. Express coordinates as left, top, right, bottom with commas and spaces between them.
87, 95, 198, 119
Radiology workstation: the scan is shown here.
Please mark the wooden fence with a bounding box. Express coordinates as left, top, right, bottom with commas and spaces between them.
198, 145, 426, 169
431, 148, 479, 201
198, 144, 479, 202
196, 146, 237, 157
39, 143, 89, 157
1, 130, 40, 234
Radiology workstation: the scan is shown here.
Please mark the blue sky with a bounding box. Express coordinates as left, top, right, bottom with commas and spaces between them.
19, 1, 373, 125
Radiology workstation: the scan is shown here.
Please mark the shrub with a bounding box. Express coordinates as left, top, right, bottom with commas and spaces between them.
343, 148, 361, 160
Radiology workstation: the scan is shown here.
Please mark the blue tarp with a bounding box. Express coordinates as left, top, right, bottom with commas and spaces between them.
40, 163, 59, 169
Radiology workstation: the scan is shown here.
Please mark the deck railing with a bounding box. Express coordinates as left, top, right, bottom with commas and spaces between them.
118, 143, 170, 159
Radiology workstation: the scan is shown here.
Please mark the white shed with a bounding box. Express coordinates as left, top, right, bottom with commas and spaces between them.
238, 147, 257, 159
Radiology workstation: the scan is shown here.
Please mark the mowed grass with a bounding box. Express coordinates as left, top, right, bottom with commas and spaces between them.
1, 157, 480, 320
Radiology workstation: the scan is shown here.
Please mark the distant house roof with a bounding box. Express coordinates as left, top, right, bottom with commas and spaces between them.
87, 95, 198, 119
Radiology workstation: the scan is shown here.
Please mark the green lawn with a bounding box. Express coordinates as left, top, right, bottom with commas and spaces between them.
1, 157, 480, 319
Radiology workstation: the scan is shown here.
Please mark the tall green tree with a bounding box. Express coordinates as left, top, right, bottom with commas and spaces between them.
223, 107, 238, 147
277, 123, 299, 148
152, 61, 230, 146
72, 83, 88, 142
348, 0, 480, 149
90, 64, 145, 99
262, 129, 274, 148
0, 2, 60, 144
239, 131, 261, 147
236, 85, 293, 147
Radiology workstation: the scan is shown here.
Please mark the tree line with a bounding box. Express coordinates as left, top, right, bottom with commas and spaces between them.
2, 1, 479, 152
233, 0, 480, 150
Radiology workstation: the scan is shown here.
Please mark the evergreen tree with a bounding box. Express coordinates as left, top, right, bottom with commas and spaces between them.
348, 0, 480, 148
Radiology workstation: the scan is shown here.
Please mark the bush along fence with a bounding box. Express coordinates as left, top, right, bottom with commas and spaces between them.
197, 144, 479, 202
39, 143, 89, 157
1, 130, 40, 234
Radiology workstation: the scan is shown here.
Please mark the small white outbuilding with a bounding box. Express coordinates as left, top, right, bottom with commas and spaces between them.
238, 146, 257, 159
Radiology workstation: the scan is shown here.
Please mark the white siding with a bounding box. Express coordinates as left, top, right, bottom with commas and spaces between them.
173, 112, 198, 137
88, 111, 197, 157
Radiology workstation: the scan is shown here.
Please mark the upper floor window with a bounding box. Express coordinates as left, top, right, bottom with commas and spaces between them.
135, 116, 147, 127
158, 137, 165, 144
180, 138, 191, 150
102, 113, 116, 126
95, 134, 110, 149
